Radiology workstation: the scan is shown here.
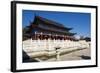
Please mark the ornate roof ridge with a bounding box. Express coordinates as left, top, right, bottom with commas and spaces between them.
34, 15, 72, 30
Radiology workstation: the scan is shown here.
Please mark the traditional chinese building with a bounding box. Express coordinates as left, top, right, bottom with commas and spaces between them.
23, 15, 76, 40
22, 16, 90, 62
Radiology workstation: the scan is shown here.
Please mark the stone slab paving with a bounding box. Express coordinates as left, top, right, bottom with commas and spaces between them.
45, 47, 91, 62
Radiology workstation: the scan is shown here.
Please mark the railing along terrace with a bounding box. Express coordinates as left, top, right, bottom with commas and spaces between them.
23, 39, 90, 60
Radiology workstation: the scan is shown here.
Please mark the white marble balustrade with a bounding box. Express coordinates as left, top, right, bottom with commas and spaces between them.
23, 39, 90, 53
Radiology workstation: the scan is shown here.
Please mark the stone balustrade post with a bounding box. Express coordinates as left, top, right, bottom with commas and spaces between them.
55, 47, 61, 61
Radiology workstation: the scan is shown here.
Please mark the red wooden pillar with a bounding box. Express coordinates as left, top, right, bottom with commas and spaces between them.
40, 32, 43, 40
55, 34, 57, 40
49, 34, 51, 40
35, 31, 36, 40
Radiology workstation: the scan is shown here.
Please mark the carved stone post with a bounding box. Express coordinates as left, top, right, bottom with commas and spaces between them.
55, 47, 61, 61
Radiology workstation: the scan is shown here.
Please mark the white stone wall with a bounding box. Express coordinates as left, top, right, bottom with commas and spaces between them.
23, 39, 90, 52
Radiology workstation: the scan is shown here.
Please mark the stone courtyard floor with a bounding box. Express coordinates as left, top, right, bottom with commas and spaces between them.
45, 47, 91, 61
23, 47, 91, 62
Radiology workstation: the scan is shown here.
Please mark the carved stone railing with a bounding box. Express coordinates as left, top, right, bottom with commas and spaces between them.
23, 39, 90, 61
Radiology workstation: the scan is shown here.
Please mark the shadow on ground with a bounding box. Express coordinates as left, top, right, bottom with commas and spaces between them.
23, 51, 39, 63
79, 55, 91, 60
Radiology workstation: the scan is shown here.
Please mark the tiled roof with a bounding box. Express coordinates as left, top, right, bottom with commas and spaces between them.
34, 16, 72, 30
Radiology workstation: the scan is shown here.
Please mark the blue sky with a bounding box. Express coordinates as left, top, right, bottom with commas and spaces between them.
22, 10, 91, 37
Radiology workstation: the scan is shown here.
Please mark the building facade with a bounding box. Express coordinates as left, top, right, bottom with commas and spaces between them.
23, 16, 76, 41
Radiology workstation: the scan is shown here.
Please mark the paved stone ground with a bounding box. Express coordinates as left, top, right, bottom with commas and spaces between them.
45, 47, 91, 61
23, 47, 91, 62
